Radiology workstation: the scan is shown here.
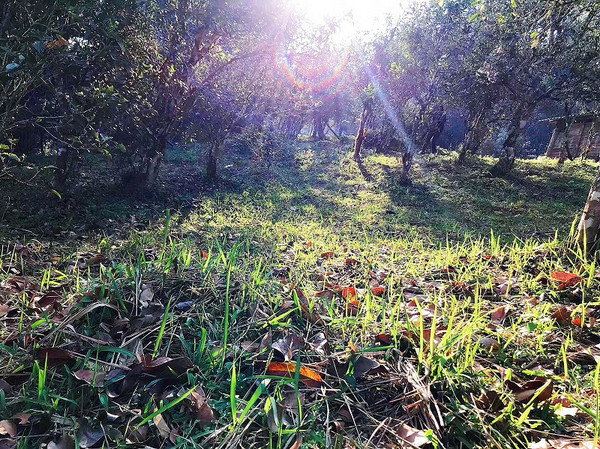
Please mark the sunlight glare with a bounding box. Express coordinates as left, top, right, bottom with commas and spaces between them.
288, 0, 409, 39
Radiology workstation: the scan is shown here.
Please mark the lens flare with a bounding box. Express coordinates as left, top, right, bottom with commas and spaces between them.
272, 41, 351, 101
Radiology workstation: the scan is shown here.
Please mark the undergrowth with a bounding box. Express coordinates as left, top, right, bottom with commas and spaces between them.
0, 146, 599, 449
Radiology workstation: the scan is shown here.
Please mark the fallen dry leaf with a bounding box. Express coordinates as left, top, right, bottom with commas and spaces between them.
140, 355, 192, 377
272, 334, 305, 362
73, 370, 105, 386
479, 337, 500, 353
341, 286, 356, 300
11, 413, 30, 426
46, 38, 68, 50
267, 392, 304, 432
476, 390, 504, 412
353, 355, 386, 379
85, 254, 106, 267
530, 438, 599, 449
153, 411, 170, 439
138, 284, 154, 308
47, 436, 75, 449
552, 306, 572, 326
551, 272, 582, 290
371, 286, 385, 297
188, 387, 214, 425
491, 306, 507, 323
266, 362, 323, 387
76, 421, 105, 448
36, 348, 76, 367
394, 422, 430, 447
507, 378, 553, 403
0, 421, 16, 438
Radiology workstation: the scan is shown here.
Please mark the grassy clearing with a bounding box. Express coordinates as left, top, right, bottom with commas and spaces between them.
0, 145, 599, 448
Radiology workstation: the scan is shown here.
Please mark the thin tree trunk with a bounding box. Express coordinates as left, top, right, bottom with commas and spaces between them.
206, 142, 218, 181
354, 102, 371, 161
53, 147, 70, 190
311, 111, 325, 140
576, 168, 600, 253
146, 136, 167, 186
459, 113, 484, 164
401, 153, 414, 185
354, 116, 367, 161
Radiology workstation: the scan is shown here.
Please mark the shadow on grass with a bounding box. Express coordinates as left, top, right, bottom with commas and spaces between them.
0, 143, 594, 246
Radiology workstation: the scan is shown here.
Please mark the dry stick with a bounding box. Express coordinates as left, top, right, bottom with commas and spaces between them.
325, 122, 343, 142
366, 417, 390, 448
325, 397, 332, 448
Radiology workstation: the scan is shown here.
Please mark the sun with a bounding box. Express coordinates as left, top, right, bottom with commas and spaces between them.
287, 0, 408, 40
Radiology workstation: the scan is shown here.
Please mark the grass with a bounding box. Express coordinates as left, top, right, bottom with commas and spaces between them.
0, 143, 599, 448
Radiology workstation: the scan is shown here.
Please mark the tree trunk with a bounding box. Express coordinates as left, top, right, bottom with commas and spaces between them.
311, 111, 325, 140
53, 147, 71, 190
146, 136, 167, 186
490, 105, 532, 177
354, 115, 367, 161
401, 152, 414, 185
459, 113, 484, 164
206, 142, 218, 181
576, 168, 600, 253
354, 101, 371, 161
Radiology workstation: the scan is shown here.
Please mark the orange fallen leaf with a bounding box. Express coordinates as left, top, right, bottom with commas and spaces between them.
341, 287, 356, 300
551, 271, 582, 290
266, 362, 323, 387
85, 254, 106, 266
371, 286, 385, 297
46, 38, 68, 50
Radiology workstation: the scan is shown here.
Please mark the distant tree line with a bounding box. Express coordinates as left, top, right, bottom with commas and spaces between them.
1, 0, 600, 191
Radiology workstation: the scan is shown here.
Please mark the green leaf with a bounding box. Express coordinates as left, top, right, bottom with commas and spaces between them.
511, 0, 517, 7
50, 189, 62, 200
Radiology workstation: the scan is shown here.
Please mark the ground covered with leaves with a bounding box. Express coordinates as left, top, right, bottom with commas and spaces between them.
1, 145, 600, 449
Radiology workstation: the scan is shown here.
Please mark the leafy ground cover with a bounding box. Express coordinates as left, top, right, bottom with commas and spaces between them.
1, 145, 600, 448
